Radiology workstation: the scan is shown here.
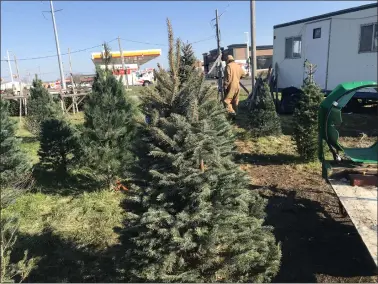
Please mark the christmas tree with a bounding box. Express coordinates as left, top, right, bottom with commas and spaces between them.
292, 61, 324, 161
0, 99, 30, 186
179, 41, 196, 86
24, 78, 61, 136
248, 81, 281, 137
82, 67, 138, 189
38, 118, 81, 175
119, 18, 281, 282
0, 99, 37, 283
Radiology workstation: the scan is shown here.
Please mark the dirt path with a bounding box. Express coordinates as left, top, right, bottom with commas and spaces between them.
235, 137, 377, 283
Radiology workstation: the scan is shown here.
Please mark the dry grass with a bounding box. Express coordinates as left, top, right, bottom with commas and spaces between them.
233, 108, 377, 282
2, 190, 124, 251
4, 114, 125, 282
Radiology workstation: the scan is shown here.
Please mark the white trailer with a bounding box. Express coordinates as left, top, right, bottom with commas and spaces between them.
273, 3, 377, 93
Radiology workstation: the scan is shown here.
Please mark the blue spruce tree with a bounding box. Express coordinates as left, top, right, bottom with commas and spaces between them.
119, 19, 281, 282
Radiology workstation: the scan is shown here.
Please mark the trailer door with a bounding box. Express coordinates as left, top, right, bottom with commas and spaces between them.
303, 19, 331, 90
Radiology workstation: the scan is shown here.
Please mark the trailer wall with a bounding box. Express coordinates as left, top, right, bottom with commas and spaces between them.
327, 8, 378, 90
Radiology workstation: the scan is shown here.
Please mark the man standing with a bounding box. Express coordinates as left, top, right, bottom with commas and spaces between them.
223, 55, 245, 116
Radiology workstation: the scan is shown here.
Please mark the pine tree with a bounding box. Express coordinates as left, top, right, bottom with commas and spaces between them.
38, 118, 81, 175
24, 78, 61, 136
82, 67, 138, 190
179, 41, 196, 86
292, 61, 324, 161
248, 81, 281, 137
0, 100, 37, 283
0, 99, 30, 186
119, 18, 281, 282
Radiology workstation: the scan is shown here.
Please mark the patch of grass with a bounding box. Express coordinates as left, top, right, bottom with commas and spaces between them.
11, 117, 33, 138
2, 190, 124, 251
66, 112, 84, 125
234, 117, 323, 173
9, 117, 40, 164
20, 139, 40, 164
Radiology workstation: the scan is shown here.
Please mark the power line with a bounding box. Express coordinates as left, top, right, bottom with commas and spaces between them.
120, 35, 215, 47
120, 38, 166, 46
189, 35, 216, 45
218, 2, 231, 18
1, 34, 214, 63
0, 38, 117, 62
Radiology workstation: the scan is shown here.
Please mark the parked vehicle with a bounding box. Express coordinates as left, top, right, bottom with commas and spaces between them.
133, 70, 154, 86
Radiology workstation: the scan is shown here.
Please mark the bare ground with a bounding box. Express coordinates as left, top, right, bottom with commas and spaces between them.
234, 107, 378, 283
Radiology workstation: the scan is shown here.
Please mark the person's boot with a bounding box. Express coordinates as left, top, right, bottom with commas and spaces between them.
227, 112, 236, 121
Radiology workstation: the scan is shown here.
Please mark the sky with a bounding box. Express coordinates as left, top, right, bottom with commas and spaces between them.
1, 0, 376, 82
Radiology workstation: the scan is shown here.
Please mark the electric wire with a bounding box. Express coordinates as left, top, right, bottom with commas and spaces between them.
1, 38, 118, 62
1, 34, 214, 63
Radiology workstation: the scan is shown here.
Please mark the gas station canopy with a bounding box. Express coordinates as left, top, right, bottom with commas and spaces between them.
91, 49, 161, 66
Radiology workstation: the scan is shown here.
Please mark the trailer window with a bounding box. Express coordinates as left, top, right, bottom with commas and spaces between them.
313, 28, 321, 39
359, 23, 378, 52
285, 36, 302, 59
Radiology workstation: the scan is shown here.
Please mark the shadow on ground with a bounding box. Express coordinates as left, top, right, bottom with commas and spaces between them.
12, 229, 119, 282
260, 186, 376, 283
235, 152, 302, 165
32, 166, 104, 196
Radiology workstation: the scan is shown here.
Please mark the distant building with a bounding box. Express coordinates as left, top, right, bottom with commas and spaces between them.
0, 81, 29, 92
202, 44, 273, 76
91, 49, 161, 86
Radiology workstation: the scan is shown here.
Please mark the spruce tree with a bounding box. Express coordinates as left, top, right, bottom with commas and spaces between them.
24, 78, 61, 136
82, 67, 138, 190
248, 81, 281, 137
0, 99, 30, 186
179, 41, 196, 86
38, 118, 81, 175
0, 100, 37, 283
1, 191, 39, 283
120, 18, 281, 282
292, 61, 324, 161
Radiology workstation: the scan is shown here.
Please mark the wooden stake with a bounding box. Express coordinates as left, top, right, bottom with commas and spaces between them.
24, 97, 27, 115
19, 98, 22, 122
200, 159, 205, 173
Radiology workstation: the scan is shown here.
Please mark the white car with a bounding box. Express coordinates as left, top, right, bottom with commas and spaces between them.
80, 83, 91, 88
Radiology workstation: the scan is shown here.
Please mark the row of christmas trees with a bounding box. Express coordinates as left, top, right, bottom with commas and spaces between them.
248, 62, 324, 162
1, 19, 283, 282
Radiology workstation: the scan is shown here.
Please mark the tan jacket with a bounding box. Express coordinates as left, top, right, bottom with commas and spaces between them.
223, 61, 244, 94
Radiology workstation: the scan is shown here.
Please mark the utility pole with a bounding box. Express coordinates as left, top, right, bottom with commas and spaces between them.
27, 71, 31, 85
13, 54, 22, 95
250, 0, 257, 89
244, 32, 250, 77
68, 47, 78, 113
215, 9, 223, 101
117, 36, 129, 89
7, 50, 14, 92
13, 54, 22, 121
68, 48, 75, 89
50, 0, 66, 90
